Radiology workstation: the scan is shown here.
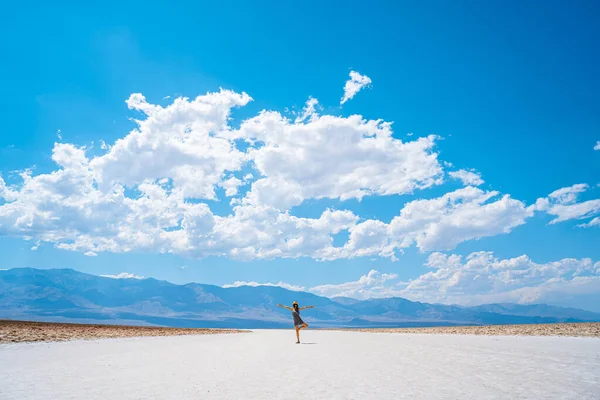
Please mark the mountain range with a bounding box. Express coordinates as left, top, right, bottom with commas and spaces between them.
1, 268, 599, 328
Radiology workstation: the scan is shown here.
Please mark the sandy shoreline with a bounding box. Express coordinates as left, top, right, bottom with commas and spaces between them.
3, 320, 599, 344
330, 322, 600, 337
0, 320, 246, 344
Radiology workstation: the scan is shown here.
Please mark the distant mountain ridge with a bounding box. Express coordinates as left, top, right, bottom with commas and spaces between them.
1, 268, 599, 328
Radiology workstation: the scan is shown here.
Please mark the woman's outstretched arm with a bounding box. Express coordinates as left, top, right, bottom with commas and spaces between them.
276, 304, 293, 310
299, 305, 314, 310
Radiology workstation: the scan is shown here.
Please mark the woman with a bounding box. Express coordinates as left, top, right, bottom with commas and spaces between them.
276, 301, 314, 343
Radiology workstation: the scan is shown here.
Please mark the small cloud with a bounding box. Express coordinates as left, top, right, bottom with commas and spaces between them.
163, 95, 171, 100
295, 97, 320, 123
100, 272, 144, 279
56, 129, 62, 141
340, 71, 372, 105
179, 265, 187, 270
30, 242, 41, 251
577, 217, 600, 228
220, 176, 243, 197
548, 183, 588, 205
449, 169, 484, 186
406, 132, 414, 137
84, 251, 98, 257
310, 270, 399, 299
223, 280, 305, 292
594, 141, 600, 151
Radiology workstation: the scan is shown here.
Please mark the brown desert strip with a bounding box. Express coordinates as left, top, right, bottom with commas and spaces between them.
330, 322, 600, 338
0, 319, 248, 344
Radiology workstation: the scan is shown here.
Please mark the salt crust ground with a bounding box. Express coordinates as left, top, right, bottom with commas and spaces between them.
1, 330, 598, 399
334, 322, 600, 337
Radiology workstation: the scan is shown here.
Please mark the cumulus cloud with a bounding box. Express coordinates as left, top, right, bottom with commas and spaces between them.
401, 252, 600, 307
340, 71, 372, 105
325, 186, 533, 260
448, 169, 484, 186
594, 141, 600, 151
219, 176, 243, 197
0, 81, 594, 261
259, 253, 599, 309
92, 90, 252, 199
206, 207, 359, 260
100, 272, 144, 279
310, 270, 400, 299
235, 113, 443, 210
0, 175, 18, 202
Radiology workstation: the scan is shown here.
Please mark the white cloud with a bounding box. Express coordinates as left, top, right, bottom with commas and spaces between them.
340, 71, 372, 105
236, 113, 443, 210
84, 251, 98, 257
310, 270, 400, 299
206, 207, 359, 260
326, 186, 533, 259
223, 269, 402, 299
0, 80, 594, 262
100, 272, 144, 279
0, 126, 532, 261
395, 187, 532, 252
219, 176, 243, 197
449, 169, 484, 186
534, 184, 600, 224
594, 141, 600, 151
578, 217, 600, 228
0, 84, 442, 260
295, 97, 319, 123
0, 175, 18, 202
400, 252, 600, 307
223, 280, 305, 292
548, 183, 588, 205
279, 253, 600, 309
56, 129, 62, 141
91, 90, 252, 199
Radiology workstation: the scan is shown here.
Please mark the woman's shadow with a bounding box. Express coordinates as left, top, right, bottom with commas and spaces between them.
301, 342, 317, 345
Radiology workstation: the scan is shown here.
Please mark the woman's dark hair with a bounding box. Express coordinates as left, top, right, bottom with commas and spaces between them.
293, 303, 299, 309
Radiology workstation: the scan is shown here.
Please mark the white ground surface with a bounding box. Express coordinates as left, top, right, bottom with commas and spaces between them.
1, 330, 599, 399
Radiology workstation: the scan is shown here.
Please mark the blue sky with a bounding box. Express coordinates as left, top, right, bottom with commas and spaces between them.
1, 1, 599, 310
